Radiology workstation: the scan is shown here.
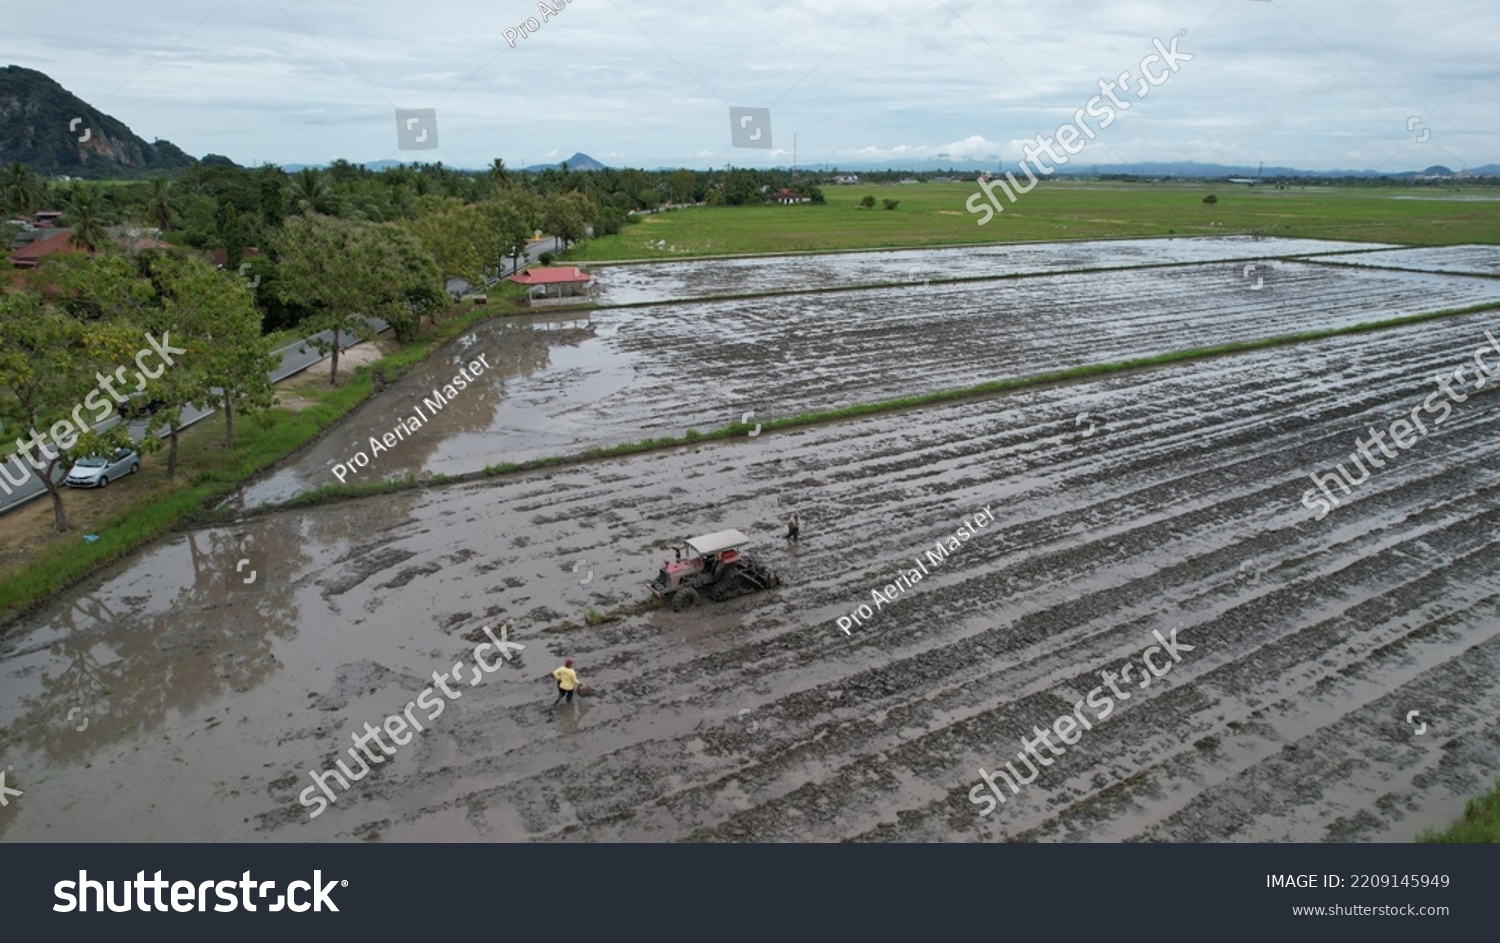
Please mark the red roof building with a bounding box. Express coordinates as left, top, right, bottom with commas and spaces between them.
8, 230, 81, 268
8, 230, 177, 268
507, 266, 596, 305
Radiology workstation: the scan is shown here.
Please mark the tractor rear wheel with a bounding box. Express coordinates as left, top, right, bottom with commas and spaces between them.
672, 587, 699, 611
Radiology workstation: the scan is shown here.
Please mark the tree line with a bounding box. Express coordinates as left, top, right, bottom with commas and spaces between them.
0, 250, 275, 531
0, 156, 875, 532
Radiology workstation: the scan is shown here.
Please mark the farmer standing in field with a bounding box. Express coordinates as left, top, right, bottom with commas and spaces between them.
550, 659, 580, 709
786, 513, 801, 541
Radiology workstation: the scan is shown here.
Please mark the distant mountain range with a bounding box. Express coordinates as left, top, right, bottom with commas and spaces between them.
526, 152, 607, 172
281, 153, 610, 174
285, 155, 1500, 179
4, 66, 1495, 180
0, 65, 200, 177
781, 158, 1500, 179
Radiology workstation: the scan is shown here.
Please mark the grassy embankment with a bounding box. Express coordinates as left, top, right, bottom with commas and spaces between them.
1422, 780, 1500, 842
0, 295, 535, 621
568, 181, 1500, 262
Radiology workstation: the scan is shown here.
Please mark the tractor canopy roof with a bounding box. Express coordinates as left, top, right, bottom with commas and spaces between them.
687, 529, 750, 557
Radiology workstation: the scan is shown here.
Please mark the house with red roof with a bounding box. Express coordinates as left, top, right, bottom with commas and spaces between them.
8, 230, 80, 268
8, 227, 178, 269
507, 266, 596, 306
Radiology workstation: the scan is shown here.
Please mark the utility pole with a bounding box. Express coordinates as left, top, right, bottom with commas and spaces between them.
793, 133, 797, 173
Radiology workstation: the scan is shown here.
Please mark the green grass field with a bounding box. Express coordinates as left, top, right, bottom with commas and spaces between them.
568, 181, 1500, 262
1422, 778, 1500, 842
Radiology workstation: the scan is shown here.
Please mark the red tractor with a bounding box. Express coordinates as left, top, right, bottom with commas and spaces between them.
648, 529, 781, 611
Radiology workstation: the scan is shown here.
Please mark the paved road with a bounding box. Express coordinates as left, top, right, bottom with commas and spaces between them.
0, 235, 564, 515
1, 240, 555, 517
446, 237, 554, 297
0, 319, 387, 516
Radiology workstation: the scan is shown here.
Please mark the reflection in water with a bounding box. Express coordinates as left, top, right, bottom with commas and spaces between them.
0, 487, 427, 840
235, 317, 595, 508
6, 522, 309, 768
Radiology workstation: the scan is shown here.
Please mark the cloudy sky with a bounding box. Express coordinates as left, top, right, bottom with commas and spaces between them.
8, 0, 1497, 172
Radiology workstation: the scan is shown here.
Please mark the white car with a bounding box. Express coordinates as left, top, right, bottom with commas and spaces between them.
65, 448, 141, 488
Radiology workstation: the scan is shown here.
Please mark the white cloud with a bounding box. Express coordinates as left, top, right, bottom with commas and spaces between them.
4, 0, 1496, 171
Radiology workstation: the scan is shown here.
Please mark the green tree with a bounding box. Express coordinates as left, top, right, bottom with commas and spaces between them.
146, 177, 178, 231
546, 191, 593, 250
859, 195, 876, 209
215, 201, 247, 270
43, 252, 157, 325
593, 206, 627, 237
150, 255, 274, 452
64, 186, 110, 252
272, 216, 390, 385
488, 158, 508, 191
1, 162, 43, 215
368, 223, 445, 340
287, 168, 340, 216
666, 169, 696, 204
882, 199, 900, 210
119, 258, 203, 479
478, 197, 531, 276
722, 170, 762, 206
0, 289, 140, 532
257, 165, 288, 228
405, 203, 488, 286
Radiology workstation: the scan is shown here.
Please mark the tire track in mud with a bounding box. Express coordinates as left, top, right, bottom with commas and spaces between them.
7, 250, 1498, 843
520, 262, 1500, 452
595, 235, 1389, 304
1304, 244, 1500, 277
287, 311, 1500, 843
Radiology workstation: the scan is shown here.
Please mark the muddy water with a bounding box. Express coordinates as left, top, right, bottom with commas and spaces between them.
597, 234, 1390, 304
2, 241, 1497, 843
1309, 244, 1500, 276
245, 259, 1500, 508
239, 316, 598, 508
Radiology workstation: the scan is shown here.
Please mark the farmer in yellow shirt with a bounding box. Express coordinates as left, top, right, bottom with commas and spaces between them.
551, 659, 580, 708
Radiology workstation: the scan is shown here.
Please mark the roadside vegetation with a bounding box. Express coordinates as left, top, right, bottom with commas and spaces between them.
0, 299, 510, 617
1421, 778, 1500, 842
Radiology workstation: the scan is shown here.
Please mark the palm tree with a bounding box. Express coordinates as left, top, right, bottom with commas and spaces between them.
64, 187, 109, 252
287, 168, 339, 216
146, 177, 177, 231
1, 162, 42, 216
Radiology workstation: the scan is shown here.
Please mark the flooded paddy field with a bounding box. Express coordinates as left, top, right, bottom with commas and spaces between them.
3, 319, 1497, 842
1303, 244, 1500, 277
247, 255, 1500, 506
2, 238, 1497, 843
594, 234, 1388, 304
